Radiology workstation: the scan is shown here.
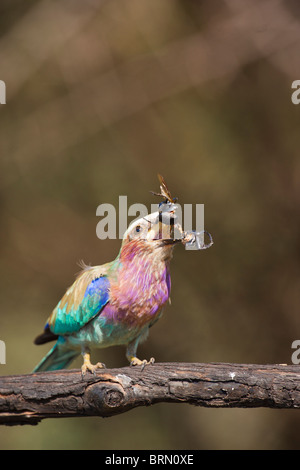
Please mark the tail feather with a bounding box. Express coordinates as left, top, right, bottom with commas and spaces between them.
34, 325, 58, 345
33, 342, 80, 372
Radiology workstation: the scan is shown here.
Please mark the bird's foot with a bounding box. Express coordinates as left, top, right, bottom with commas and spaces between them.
130, 356, 155, 371
81, 352, 106, 376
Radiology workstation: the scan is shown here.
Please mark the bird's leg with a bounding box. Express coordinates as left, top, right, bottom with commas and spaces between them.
126, 338, 155, 371
81, 347, 106, 376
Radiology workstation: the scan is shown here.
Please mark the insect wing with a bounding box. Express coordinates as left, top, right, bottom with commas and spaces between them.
158, 174, 173, 203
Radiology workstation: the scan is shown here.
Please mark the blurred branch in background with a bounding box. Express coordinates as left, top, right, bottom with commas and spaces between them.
1, 0, 300, 161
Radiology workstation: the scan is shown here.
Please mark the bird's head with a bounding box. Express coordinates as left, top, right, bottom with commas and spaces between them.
120, 203, 183, 260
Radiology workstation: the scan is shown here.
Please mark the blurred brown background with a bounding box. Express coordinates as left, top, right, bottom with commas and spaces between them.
0, 0, 300, 450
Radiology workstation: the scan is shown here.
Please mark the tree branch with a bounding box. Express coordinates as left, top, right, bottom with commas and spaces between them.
0, 362, 299, 425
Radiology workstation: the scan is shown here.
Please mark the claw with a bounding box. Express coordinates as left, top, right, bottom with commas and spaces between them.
81, 349, 106, 377
81, 361, 106, 377
130, 356, 155, 370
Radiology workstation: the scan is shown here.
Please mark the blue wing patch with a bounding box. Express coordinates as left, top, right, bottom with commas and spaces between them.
50, 276, 110, 335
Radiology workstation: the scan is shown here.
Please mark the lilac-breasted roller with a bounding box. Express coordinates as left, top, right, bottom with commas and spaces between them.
33, 198, 185, 374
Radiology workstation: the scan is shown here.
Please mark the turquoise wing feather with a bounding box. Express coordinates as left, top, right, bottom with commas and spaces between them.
48, 271, 110, 336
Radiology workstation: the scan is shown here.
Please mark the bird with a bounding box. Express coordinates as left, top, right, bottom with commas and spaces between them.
33, 179, 183, 375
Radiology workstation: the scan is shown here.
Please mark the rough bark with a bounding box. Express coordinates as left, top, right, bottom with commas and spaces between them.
0, 362, 299, 425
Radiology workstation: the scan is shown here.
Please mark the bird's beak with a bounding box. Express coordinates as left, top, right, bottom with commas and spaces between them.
146, 221, 183, 246
160, 238, 182, 246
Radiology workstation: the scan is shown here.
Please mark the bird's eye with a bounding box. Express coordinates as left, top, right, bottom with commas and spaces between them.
135, 225, 141, 233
